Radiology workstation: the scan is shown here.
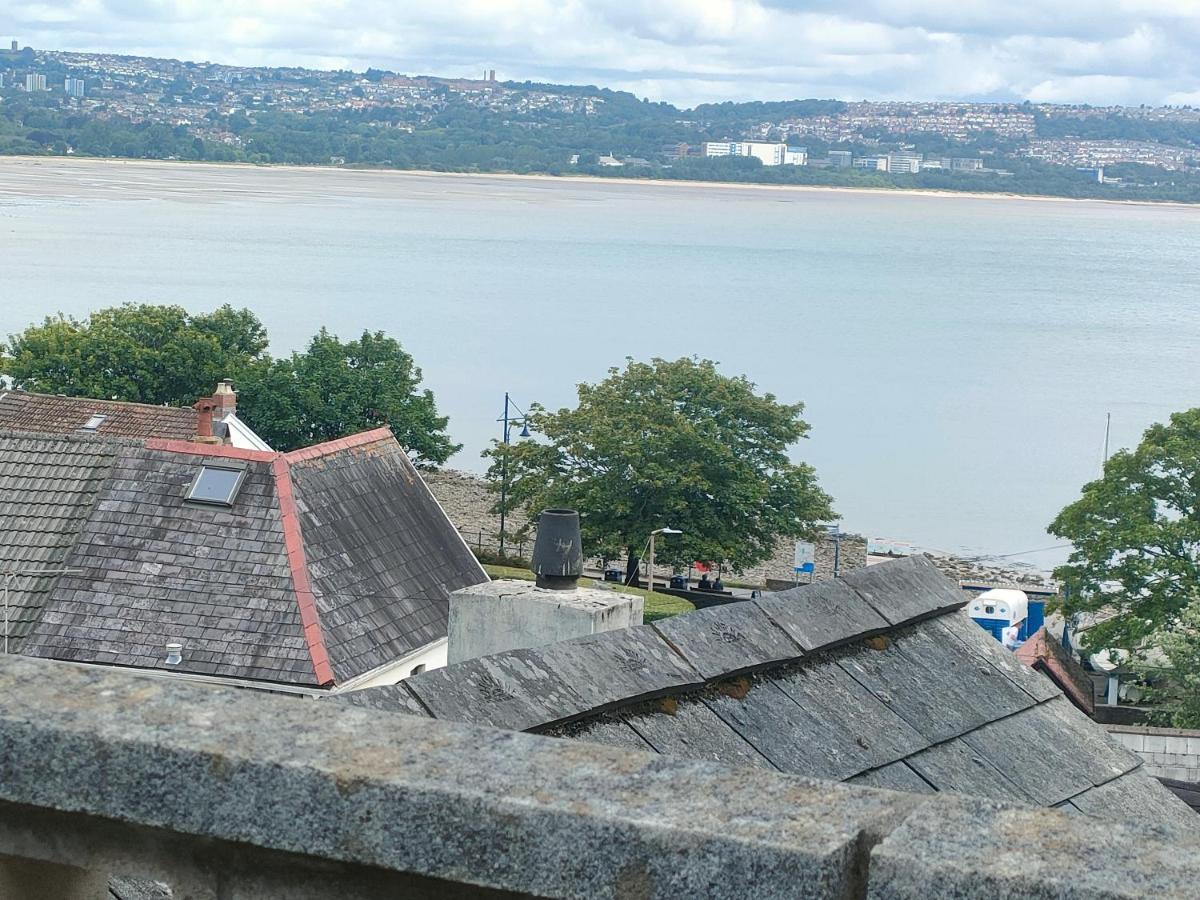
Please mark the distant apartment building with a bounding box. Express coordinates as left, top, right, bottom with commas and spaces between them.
951, 158, 984, 171
9, 40, 16, 52
64, 77, 85, 97
25, 72, 46, 92
702, 140, 805, 166
853, 156, 888, 171
828, 150, 853, 168
886, 152, 923, 174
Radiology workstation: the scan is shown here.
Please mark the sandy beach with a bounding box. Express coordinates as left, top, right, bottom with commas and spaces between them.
1, 154, 1195, 211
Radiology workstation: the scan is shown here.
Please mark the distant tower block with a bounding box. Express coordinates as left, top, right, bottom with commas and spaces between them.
10, 40, 17, 52
489, 69, 496, 82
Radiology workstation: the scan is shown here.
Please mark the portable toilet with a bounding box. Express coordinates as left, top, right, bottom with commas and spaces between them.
968, 588, 1029, 645
1025, 595, 1046, 636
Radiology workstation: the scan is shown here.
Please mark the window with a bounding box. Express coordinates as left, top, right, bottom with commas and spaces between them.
186, 465, 247, 506
410, 664, 426, 677
79, 414, 106, 431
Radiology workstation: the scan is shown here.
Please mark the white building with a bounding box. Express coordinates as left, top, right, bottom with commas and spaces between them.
64, 77, 85, 98
783, 147, 807, 166
703, 141, 804, 167
24, 73, 46, 92
853, 157, 889, 171
886, 153, 923, 174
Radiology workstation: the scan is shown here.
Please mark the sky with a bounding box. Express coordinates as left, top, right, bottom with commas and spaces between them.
4, 1, 1200, 108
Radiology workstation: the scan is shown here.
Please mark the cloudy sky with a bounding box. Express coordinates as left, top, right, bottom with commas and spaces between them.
4, 1, 1200, 108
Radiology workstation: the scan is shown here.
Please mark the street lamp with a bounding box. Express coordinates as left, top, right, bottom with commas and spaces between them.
646, 527, 683, 592
497, 392, 531, 558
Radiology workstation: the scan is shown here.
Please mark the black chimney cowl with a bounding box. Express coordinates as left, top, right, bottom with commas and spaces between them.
531, 508, 583, 590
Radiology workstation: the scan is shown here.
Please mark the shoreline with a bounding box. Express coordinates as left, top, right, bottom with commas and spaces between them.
1, 154, 1196, 210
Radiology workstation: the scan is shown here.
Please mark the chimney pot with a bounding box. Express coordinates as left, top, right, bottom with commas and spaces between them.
531, 509, 583, 590
192, 398, 220, 444
213, 379, 237, 413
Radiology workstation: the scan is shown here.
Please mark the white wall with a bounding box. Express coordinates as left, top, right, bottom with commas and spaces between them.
334, 638, 448, 692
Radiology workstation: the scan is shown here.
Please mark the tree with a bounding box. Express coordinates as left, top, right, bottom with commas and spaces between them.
486, 357, 834, 580
236, 328, 459, 464
1, 303, 268, 406
1145, 600, 1200, 727
1049, 408, 1200, 656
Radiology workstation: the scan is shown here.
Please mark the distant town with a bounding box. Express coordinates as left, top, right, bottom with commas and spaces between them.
3, 41, 1200, 200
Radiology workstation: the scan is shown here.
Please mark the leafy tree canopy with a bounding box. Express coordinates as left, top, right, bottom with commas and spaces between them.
237, 328, 459, 464
486, 357, 834, 572
1049, 408, 1200, 655
0, 303, 267, 406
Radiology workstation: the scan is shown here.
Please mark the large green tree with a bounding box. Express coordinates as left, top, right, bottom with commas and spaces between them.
487, 357, 834, 577
1049, 408, 1200, 656
237, 328, 459, 464
1, 303, 267, 406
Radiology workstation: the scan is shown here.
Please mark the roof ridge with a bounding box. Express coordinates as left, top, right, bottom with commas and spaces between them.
143, 438, 278, 462
282, 427, 395, 463
0, 427, 146, 448
271, 456, 335, 686
2, 389, 198, 416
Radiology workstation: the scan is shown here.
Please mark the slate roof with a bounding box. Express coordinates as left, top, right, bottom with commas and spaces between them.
338, 555, 1197, 833
0, 390, 198, 440
2, 428, 486, 687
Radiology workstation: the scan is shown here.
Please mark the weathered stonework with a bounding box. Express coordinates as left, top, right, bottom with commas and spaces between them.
425, 469, 865, 584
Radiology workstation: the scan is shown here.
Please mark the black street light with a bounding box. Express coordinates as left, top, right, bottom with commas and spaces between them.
498, 392, 531, 559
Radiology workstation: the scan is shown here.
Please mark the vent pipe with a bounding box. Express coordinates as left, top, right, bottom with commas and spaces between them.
165, 642, 183, 665
531, 509, 583, 590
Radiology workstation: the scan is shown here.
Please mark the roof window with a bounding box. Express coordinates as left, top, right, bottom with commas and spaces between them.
79, 414, 107, 431
186, 464, 247, 507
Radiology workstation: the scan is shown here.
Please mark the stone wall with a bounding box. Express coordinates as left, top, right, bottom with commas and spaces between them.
425, 469, 865, 584
1107, 725, 1200, 783
0, 654, 1197, 900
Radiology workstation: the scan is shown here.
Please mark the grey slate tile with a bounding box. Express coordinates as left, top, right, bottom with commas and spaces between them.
835, 622, 1034, 744
754, 577, 890, 651
404, 650, 590, 731
329, 683, 431, 717
961, 697, 1137, 805
546, 714, 657, 753
905, 737, 1034, 803
847, 761, 935, 795
1067, 771, 1199, 834
841, 554, 967, 625
933, 612, 1062, 703
767, 656, 930, 777
652, 601, 803, 679
621, 695, 777, 771
531, 626, 704, 718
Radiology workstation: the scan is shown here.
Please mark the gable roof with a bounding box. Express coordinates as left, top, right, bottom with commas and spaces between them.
338, 556, 1197, 834
0, 390, 198, 440
2, 428, 486, 687
1016, 625, 1097, 715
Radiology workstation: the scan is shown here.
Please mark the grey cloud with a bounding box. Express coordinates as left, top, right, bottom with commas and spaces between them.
1, 0, 1198, 106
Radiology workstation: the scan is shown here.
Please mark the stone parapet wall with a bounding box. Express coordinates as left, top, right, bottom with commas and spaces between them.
0, 655, 1197, 900
1107, 725, 1200, 783
426, 469, 864, 584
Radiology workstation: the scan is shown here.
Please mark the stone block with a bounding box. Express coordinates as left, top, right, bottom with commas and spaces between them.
1112, 732, 1144, 752
1163, 736, 1189, 755
447, 578, 642, 664
869, 794, 1200, 899
0, 655, 923, 900
1187, 736, 1200, 756
1144, 734, 1168, 754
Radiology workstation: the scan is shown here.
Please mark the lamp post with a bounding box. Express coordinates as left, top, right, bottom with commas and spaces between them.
646, 527, 682, 592
825, 523, 842, 578
497, 392, 531, 559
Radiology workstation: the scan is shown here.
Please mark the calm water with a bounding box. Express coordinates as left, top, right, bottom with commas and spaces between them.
3, 158, 1198, 569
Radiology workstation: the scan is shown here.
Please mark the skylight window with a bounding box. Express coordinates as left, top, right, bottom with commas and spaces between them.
79, 414, 106, 431
186, 465, 247, 507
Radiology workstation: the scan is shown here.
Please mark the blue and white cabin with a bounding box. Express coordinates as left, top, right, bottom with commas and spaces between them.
968, 588, 1029, 643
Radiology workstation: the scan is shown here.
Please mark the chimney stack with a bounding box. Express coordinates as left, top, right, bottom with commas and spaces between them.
531, 509, 584, 590
213, 379, 237, 415
192, 398, 220, 444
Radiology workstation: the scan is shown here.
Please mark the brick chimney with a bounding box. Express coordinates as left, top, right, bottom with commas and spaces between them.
213, 379, 237, 415
192, 398, 220, 445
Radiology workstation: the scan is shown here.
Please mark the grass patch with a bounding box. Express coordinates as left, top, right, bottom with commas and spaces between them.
480, 564, 694, 622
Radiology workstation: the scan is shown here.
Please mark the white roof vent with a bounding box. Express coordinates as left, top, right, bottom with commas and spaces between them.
165, 642, 183, 665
